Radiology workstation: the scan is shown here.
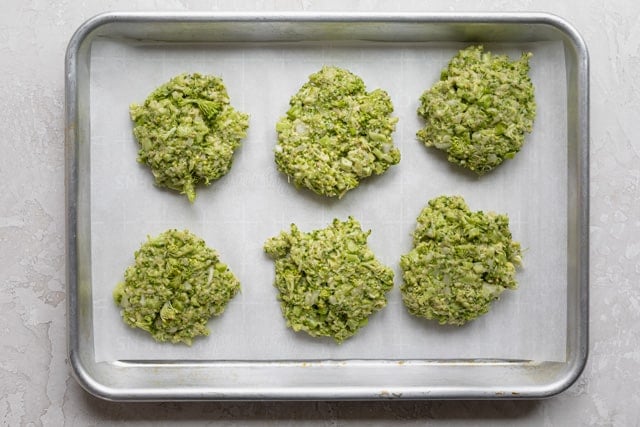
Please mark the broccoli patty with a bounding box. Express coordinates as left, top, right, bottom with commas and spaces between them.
130, 73, 249, 202
264, 217, 394, 342
113, 229, 240, 344
275, 66, 400, 198
400, 196, 522, 325
417, 46, 536, 174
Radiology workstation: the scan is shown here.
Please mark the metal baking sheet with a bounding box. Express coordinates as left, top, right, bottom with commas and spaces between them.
65, 12, 589, 401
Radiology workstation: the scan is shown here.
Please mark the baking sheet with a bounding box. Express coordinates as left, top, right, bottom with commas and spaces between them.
89, 39, 567, 363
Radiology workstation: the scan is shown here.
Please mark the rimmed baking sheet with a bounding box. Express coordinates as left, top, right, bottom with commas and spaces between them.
66, 12, 588, 400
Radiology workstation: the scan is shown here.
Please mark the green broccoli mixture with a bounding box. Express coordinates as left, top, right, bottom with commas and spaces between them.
400, 196, 522, 325
275, 66, 400, 198
264, 217, 394, 342
417, 45, 536, 174
113, 229, 240, 345
130, 73, 249, 202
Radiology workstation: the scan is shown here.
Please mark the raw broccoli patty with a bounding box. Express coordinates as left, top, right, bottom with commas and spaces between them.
130, 73, 249, 202
400, 196, 522, 325
275, 66, 400, 198
417, 46, 536, 174
264, 217, 394, 342
113, 229, 240, 344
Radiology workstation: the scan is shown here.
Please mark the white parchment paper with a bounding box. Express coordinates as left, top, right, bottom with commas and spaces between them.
90, 39, 567, 363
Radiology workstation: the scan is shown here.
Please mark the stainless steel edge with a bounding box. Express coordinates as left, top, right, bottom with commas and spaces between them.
64, 14, 83, 398
61, 10, 583, 24
66, 11, 589, 401
546, 12, 590, 398
65, 13, 96, 400
508, 12, 589, 400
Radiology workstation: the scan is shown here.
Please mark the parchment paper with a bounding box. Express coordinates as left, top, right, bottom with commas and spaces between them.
90, 39, 567, 363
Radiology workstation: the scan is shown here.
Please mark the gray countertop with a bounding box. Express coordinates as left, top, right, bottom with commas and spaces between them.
1, 0, 637, 425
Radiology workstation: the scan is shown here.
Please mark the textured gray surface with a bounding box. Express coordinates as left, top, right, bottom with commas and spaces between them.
0, 0, 637, 425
